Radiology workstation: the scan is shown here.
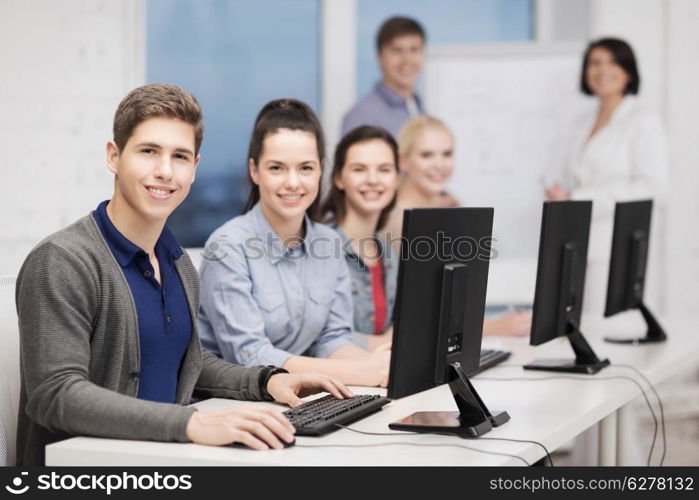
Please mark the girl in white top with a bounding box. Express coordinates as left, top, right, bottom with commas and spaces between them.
546, 38, 669, 322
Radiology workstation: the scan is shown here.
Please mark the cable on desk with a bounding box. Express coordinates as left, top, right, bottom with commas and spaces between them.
612, 363, 667, 466
333, 424, 413, 436
324, 423, 533, 466
478, 363, 521, 369
296, 436, 530, 466
477, 374, 659, 466
474, 437, 553, 467
335, 424, 553, 466
484, 359, 667, 464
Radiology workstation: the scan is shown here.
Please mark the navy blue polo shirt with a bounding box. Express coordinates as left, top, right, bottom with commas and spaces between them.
93, 200, 192, 403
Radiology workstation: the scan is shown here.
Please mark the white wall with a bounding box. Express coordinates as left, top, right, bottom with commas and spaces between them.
665, 0, 699, 316
0, 0, 144, 276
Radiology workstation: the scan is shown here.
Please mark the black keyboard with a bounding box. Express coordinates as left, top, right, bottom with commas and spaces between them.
472, 348, 511, 375
282, 394, 390, 436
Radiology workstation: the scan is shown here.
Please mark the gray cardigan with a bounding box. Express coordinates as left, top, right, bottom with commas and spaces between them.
15, 213, 275, 465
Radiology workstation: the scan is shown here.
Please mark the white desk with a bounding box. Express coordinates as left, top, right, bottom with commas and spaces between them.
46, 316, 699, 466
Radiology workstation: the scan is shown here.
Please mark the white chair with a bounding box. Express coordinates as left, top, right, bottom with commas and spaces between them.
184, 247, 204, 272
0, 421, 6, 467
0, 275, 20, 466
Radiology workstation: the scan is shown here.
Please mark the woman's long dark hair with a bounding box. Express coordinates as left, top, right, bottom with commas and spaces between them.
321, 125, 399, 231
244, 99, 325, 220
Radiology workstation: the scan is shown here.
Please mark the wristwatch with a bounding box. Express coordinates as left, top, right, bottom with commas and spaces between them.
260, 366, 289, 401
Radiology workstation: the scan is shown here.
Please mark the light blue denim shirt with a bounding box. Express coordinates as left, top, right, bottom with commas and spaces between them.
198, 203, 354, 368
334, 227, 398, 344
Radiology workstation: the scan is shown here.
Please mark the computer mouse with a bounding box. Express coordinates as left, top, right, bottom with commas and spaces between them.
225, 439, 295, 450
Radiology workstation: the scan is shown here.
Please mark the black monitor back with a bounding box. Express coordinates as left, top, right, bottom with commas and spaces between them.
605, 200, 653, 316
530, 201, 592, 346
387, 207, 493, 400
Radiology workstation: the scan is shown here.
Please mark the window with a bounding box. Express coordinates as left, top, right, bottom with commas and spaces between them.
147, 0, 320, 246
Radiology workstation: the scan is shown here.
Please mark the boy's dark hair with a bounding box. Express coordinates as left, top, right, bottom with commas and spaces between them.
321, 125, 399, 232
244, 99, 325, 219
581, 37, 640, 96
376, 16, 426, 53
113, 83, 204, 154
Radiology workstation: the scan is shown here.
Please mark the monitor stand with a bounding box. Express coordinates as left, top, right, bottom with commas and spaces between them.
389, 362, 510, 437
524, 322, 610, 374
604, 302, 667, 344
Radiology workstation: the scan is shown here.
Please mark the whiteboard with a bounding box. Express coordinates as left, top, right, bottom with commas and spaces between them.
425, 43, 592, 304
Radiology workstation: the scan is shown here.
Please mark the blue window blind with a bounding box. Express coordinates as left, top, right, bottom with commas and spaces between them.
147, 0, 320, 247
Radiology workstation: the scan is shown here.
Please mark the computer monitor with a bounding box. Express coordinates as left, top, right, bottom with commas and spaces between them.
524, 201, 610, 374
387, 207, 509, 437
604, 200, 667, 344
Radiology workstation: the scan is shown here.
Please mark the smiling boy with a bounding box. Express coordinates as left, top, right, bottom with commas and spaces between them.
15, 84, 351, 465
341, 17, 426, 137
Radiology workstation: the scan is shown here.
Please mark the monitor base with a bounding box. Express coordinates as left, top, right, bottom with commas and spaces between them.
604, 335, 665, 344
389, 362, 510, 437
523, 358, 610, 374
526, 324, 610, 374
389, 411, 495, 437
488, 410, 511, 427
604, 302, 667, 344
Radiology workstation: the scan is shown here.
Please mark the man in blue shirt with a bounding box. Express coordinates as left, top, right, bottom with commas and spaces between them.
15, 84, 352, 464
341, 17, 426, 137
